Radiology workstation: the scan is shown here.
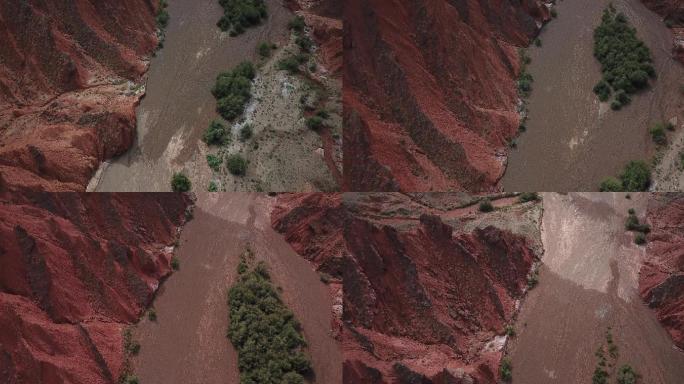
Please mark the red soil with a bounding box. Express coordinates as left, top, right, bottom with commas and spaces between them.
640, 0, 684, 63
343, 0, 550, 192
0, 193, 191, 384
641, 194, 684, 349
272, 193, 539, 383
0, 0, 160, 192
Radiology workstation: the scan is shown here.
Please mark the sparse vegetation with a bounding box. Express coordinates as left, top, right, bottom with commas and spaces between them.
305, 116, 324, 130
534, 38, 542, 47
212, 62, 255, 121
634, 232, 646, 245
171, 172, 191, 192
504, 325, 516, 337
203, 120, 231, 146
216, 0, 267, 36
226, 154, 248, 176
518, 192, 540, 203
277, 54, 308, 75
227, 254, 312, 384
479, 199, 494, 213
258, 42, 272, 58
593, 5, 655, 107
527, 268, 540, 288
499, 357, 513, 382
156, 0, 169, 29
207, 154, 223, 172
123, 328, 140, 356
599, 161, 651, 192
288, 16, 306, 33
650, 123, 667, 146
147, 308, 157, 322
617, 365, 639, 384
121, 375, 139, 384
240, 124, 253, 141
171, 256, 180, 271
208, 181, 219, 192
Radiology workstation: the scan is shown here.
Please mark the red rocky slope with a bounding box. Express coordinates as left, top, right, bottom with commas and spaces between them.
343, 0, 550, 192
640, 0, 684, 63
0, 0, 160, 192
272, 193, 542, 383
641, 193, 684, 349
0, 193, 191, 384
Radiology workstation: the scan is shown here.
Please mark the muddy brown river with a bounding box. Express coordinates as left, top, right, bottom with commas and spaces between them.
508, 193, 684, 383
132, 193, 342, 383
92, 0, 291, 191
503, 0, 684, 191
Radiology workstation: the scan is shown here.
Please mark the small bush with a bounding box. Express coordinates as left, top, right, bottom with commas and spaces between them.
121, 375, 139, 384
123, 329, 140, 356
212, 62, 255, 121
615, 90, 631, 106
634, 232, 646, 245
171, 173, 191, 192
258, 42, 272, 57
171, 256, 180, 271
278, 56, 303, 74
534, 38, 542, 47
617, 365, 639, 384
226, 154, 247, 176
479, 199, 494, 213
610, 99, 623, 110
505, 325, 516, 337
288, 16, 306, 33
147, 308, 157, 322
528, 269, 539, 288
203, 120, 230, 146
593, 80, 612, 102
305, 116, 324, 130
620, 160, 650, 191
156, 1, 169, 29
216, 0, 267, 35
519, 192, 539, 203
500, 357, 513, 382
599, 177, 623, 192
650, 124, 667, 145
208, 181, 218, 192
551, 9, 558, 18
295, 35, 313, 52
207, 154, 223, 172
239, 124, 253, 141
627, 208, 635, 215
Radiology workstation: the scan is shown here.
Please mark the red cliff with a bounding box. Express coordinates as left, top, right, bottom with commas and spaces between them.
0, 0, 160, 192
0, 193, 191, 384
343, 0, 550, 192
272, 193, 542, 383
640, 0, 684, 63
641, 194, 684, 349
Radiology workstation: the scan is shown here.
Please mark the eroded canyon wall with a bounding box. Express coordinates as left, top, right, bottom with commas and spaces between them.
343, 0, 550, 192
0, 0, 160, 192
641, 193, 684, 349
272, 193, 542, 383
0, 193, 191, 384
640, 0, 684, 63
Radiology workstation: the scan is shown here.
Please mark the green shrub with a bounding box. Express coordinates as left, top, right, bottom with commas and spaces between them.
599, 177, 623, 191
207, 154, 223, 172
208, 181, 218, 192
551, 8, 558, 18
534, 38, 542, 47
650, 123, 667, 145
634, 232, 646, 245
278, 56, 303, 74
258, 42, 272, 57
288, 16, 306, 33
216, 0, 267, 35
528, 269, 539, 288
620, 160, 650, 191
593, 7, 654, 107
305, 116, 323, 130
203, 120, 230, 146
240, 124, 253, 141
295, 35, 313, 52
593, 80, 612, 101
617, 365, 638, 384
147, 308, 157, 322
227, 261, 312, 384
500, 357, 512, 381
505, 325, 516, 337
212, 62, 255, 121
627, 208, 635, 215
171, 172, 191, 192
121, 375, 139, 384
518, 71, 534, 96
171, 256, 180, 271
123, 329, 140, 356
610, 100, 623, 110
156, 0, 169, 29
226, 154, 247, 176
479, 199, 494, 213
519, 192, 539, 202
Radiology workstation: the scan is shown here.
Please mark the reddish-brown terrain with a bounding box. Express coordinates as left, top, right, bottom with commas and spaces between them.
641, 193, 684, 349
343, 0, 551, 191
641, 0, 684, 63
0, 193, 191, 384
272, 193, 543, 383
0, 0, 160, 192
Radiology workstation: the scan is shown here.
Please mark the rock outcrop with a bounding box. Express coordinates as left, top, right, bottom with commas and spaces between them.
0, 193, 191, 384
272, 193, 542, 383
343, 0, 551, 192
641, 193, 684, 349
0, 0, 160, 192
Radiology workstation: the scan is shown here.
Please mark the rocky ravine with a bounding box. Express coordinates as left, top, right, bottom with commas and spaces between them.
0, 0, 160, 192
272, 193, 543, 383
642, 193, 684, 349
343, 0, 551, 192
0, 193, 191, 384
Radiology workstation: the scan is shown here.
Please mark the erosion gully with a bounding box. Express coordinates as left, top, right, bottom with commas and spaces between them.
131, 193, 341, 383
509, 193, 684, 383
502, 0, 684, 191
91, 0, 291, 191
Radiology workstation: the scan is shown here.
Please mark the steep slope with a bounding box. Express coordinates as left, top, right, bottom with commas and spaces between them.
641, 193, 684, 349
0, 193, 191, 384
641, 0, 684, 63
343, 0, 550, 191
0, 0, 160, 192
272, 193, 543, 383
